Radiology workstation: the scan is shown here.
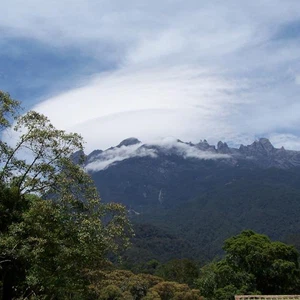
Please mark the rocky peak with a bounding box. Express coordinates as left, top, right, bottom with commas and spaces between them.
217, 141, 230, 153
279, 146, 285, 151
86, 149, 103, 163
257, 138, 274, 152
239, 138, 275, 156
117, 137, 141, 147
196, 139, 216, 152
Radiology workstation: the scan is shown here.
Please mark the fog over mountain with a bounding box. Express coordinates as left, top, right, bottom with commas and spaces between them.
82, 137, 300, 172
84, 137, 229, 172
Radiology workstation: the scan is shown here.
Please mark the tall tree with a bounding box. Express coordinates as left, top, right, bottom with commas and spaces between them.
223, 230, 300, 294
196, 230, 300, 300
155, 259, 199, 287
0, 92, 132, 299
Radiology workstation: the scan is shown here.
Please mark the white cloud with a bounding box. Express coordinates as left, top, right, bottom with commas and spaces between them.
269, 133, 300, 151
145, 137, 229, 159
32, 66, 242, 151
2, 0, 300, 63
2, 1, 300, 150
85, 143, 157, 172
85, 137, 229, 172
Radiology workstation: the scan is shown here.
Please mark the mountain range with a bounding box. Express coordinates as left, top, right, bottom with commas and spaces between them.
84, 137, 300, 171
75, 137, 300, 264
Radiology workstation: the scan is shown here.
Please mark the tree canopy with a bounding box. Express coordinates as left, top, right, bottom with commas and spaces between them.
0, 92, 132, 299
196, 230, 300, 300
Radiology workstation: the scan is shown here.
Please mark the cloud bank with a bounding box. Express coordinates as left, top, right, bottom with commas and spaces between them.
2, 1, 300, 150
85, 137, 229, 172
85, 142, 157, 172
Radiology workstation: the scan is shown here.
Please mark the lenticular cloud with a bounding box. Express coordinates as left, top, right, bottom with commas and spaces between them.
33, 66, 241, 152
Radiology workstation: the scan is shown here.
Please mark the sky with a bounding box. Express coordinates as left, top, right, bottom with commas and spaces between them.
1, 0, 300, 152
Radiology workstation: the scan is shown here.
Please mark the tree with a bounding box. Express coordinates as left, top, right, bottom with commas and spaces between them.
0, 91, 20, 132
0, 110, 83, 196
87, 269, 203, 300
223, 230, 300, 294
0, 92, 132, 299
196, 230, 300, 300
150, 281, 202, 300
155, 259, 199, 287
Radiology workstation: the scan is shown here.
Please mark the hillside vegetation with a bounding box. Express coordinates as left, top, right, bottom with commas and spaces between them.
86, 145, 300, 263
1, 92, 300, 300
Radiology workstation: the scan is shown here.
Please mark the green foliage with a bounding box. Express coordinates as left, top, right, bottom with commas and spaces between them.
87, 269, 202, 300
88, 269, 162, 299
123, 256, 199, 289
129, 166, 300, 263
142, 290, 161, 300
0, 178, 132, 299
196, 230, 300, 300
3, 92, 300, 300
143, 260, 161, 275
1, 195, 132, 297
99, 284, 123, 300
223, 230, 300, 294
150, 281, 202, 300
0, 93, 133, 299
122, 223, 196, 271
155, 259, 199, 287
0, 91, 20, 131
0, 109, 84, 196
195, 263, 217, 299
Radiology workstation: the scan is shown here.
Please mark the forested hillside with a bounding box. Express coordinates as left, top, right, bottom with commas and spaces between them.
1, 92, 300, 300
127, 168, 300, 262
81, 142, 300, 263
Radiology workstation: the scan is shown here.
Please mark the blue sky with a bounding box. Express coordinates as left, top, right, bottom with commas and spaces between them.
1, 0, 300, 151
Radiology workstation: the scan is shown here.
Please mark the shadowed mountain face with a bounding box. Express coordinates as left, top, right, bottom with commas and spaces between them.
79, 138, 300, 262
82, 137, 300, 208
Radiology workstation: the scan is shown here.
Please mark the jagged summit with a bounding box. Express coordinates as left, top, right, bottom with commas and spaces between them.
258, 137, 273, 147
83, 137, 300, 171
217, 141, 231, 154
196, 139, 216, 151
117, 137, 141, 147
239, 138, 274, 154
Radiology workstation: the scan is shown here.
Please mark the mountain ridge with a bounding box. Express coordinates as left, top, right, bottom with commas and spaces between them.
83, 137, 300, 171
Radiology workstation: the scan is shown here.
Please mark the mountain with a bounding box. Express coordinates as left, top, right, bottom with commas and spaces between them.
85, 137, 300, 172
80, 137, 300, 263
83, 137, 300, 208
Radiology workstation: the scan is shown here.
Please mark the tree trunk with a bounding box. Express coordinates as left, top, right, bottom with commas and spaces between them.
2, 265, 13, 300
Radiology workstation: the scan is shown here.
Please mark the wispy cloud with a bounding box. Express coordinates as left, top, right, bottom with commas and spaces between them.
85, 143, 157, 172
32, 66, 242, 151
145, 137, 229, 159
2, 1, 300, 150
268, 133, 300, 150
85, 137, 229, 172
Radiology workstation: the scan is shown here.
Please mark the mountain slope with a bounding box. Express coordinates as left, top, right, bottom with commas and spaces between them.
81, 138, 300, 262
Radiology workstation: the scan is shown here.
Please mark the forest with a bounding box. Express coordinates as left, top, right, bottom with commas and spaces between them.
1, 91, 300, 300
